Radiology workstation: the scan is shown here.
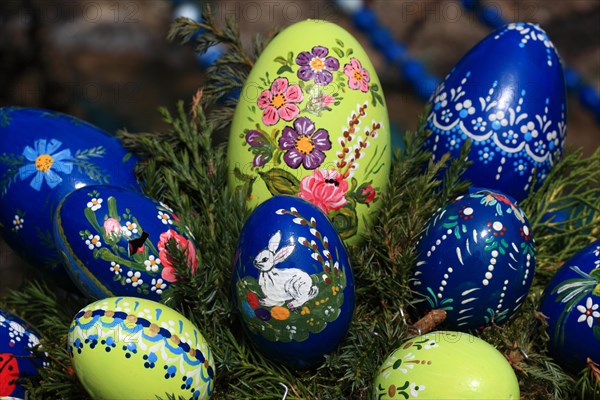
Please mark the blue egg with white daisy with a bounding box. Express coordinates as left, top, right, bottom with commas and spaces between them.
540, 240, 600, 373
423, 23, 566, 201
0, 107, 139, 277
54, 185, 198, 301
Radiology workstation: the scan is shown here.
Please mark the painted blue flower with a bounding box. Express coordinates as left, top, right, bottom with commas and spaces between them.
164, 365, 177, 379
143, 351, 158, 368
477, 146, 495, 164
18, 139, 73, 190
513, 159, 526, 176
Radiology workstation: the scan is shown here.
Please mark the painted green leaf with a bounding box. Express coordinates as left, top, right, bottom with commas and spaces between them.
259, 168, 300, 196
84, 207, 102, 234
332, 47, 344, 58
107, 196, 120, 221
276, 65, 293, 75
331, 204, 358, 239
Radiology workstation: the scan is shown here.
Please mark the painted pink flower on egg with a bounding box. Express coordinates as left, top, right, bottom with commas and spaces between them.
343, 58, 370, 93
157, 229, 198, 283
299, 169, 349, 214
257, 77, 303, 126
103, 218, 122, 240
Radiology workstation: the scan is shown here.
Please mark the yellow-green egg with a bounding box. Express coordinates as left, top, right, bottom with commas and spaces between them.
227, 19, 391, 245
68, 297, 214, 399
373, 332, 519, 399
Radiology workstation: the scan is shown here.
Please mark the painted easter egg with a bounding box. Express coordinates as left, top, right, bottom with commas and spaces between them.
227, 19, 391, 245
0, 107, 139, 274
409, 189, 535, 330
68, 296, 214, 399
373, 331, 519, 399
0, 309, 46, 399
232, 195, 354, 369
540, 240, 600, 372
424, 23, 566, 201
54, 185, 197, 301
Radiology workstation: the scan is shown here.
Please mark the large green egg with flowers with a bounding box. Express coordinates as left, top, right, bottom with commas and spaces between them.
227, 19, 391, 245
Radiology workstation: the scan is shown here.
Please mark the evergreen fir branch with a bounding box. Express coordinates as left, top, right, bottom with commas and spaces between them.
576, 360, 600, 399
167, 3, 275, 130
521, 147, 600, 286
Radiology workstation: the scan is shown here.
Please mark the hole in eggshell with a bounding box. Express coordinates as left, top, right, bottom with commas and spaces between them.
128, 231, 150, 256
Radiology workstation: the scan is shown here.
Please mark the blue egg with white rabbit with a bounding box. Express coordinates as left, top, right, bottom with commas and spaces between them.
423, 23, 566, 201
232, 195, 354, 369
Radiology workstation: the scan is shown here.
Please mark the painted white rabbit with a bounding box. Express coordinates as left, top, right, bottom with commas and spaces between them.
254, 230, 319, 309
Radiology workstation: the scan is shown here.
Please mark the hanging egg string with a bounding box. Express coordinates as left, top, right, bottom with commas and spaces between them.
335, 0, 600, 122
460, 0, 600, 123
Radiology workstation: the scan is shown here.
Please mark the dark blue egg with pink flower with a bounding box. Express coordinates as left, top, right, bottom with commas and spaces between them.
54, 185, 198, 301
0, 107, 139, 278
423, 23, 566, 201
409, 189, 535, 330
232, 195, 355, 369
540, 240, 600, 373
0, 308, 46, 399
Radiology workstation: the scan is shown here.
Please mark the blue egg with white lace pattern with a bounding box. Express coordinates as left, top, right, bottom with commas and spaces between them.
424, 23, 566, 201
0, 107, 139, 278
540, 240, 600, 373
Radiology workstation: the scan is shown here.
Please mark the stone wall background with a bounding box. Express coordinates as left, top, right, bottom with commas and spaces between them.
1, 0, 599, 295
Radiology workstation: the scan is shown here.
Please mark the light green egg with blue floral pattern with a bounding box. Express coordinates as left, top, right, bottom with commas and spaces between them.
227, 19, 391, 245
68, 297, 214, 400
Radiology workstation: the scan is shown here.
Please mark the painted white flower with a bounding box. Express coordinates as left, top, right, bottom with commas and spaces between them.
455, 99, 475, 117
144, 255, 161, 272
434, 91, 448, 108
489, 110, 509, 131
12, 215, 24, 230
150, 278, 166, 295
85, 234, 101, 250
28, 333, 40, 348
126, 271, 143, 287
122, 221, 138, 237
594, 246, 600, 257
157, 211, 172, 225
423, 340, 438, 350
577, 297, 600, 328
9, 321, 25, 341
410, 382, 426, 397
87, 198, 103, 211
110, 262, 122, 275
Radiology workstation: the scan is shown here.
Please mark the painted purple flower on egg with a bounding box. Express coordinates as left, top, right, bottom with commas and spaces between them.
278, 117, 331, 170
296, 46, 339, 86
245, 130, 272, 167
